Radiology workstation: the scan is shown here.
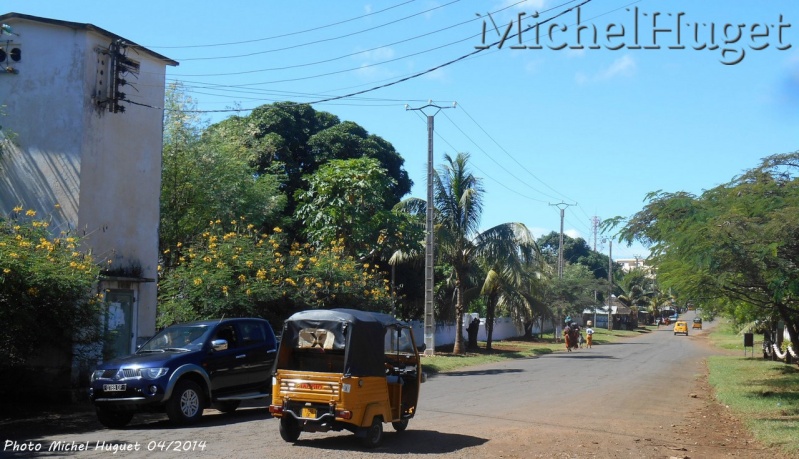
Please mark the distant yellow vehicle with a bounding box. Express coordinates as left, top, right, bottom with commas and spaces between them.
692, 318, 702, 329
673, 321, 689, 336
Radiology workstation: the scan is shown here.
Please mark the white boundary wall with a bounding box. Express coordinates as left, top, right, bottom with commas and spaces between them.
408, 314, 557, 348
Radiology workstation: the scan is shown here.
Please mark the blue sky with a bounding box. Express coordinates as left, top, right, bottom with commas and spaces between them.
5, 0, 798, 260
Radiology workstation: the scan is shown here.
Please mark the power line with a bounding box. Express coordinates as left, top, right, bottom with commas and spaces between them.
171, 0, 462, 62
141, 0, 419, 49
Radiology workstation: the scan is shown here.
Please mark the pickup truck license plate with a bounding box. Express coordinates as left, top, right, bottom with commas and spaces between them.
104, 384, 126, 392
301, 407, 316, 418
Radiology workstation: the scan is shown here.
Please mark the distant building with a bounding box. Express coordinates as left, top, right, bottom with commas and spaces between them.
616, 257, 648, 272
0, 13, 177, 382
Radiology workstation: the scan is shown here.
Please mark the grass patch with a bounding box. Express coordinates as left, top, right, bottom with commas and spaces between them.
707, 320, 799, 456
420, 326, 641, 374
708, 320, 757, 351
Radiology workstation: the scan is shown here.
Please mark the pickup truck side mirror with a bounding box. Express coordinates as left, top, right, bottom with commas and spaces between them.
211, 339, 229, 351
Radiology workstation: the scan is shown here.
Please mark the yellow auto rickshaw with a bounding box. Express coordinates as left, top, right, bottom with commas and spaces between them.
693, 317, 702, 329
269, 308, 425, 448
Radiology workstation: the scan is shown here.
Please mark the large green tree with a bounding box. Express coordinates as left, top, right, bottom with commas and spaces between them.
295, 157, 397, 258
613, 151, 799, 351
537, 232, 616, 281
202, 102, 412, 231
160, 84, 286, 264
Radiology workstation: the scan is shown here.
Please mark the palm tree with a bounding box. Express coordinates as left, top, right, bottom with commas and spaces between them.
436, 153, 541, 354
394, 152, 536, 354
476, 227, 540, 350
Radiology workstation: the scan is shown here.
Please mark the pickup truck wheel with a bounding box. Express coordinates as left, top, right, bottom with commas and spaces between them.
361, 416, 383, 448
96, 407, 133, 429
392, 419, 409, 432
166, 380, 204, 424
214, 400, 241, 413
279, 417, 301, 442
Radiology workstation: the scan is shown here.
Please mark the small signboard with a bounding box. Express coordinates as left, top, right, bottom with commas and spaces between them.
744, 332, 754, 356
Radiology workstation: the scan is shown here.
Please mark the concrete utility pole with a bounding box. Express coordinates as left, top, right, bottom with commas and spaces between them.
591, 216, 601, 251
405, 101, 456, 356
608, 240, 613, 331
549, 202, 575, 279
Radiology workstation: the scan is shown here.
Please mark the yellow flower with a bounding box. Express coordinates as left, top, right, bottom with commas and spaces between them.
54, 203, 61, 209
176, 242, 183, 248
273, 227, 282, 233
13, 205, 23, 212
163, 248, 171, 254
238, 274, 246, 282
3, 268, 10, 274
193, 278, 203, 286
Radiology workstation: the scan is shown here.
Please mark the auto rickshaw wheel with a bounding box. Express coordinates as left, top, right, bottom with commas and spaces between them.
279, 416, 301, 442
392, 419, 409, 432
361, 416, 383, 448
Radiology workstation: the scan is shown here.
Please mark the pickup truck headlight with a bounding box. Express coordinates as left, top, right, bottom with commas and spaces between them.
91, 370, 104, 382
140, 368, 169, 379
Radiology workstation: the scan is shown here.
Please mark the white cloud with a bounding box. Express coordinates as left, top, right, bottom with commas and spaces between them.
352, 46, 397, 79
575, 54, 636, 84
500, 0, 547, 11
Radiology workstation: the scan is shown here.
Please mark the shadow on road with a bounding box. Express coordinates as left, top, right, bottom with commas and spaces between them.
0, 400, 273, 445
288, 429, 488, 454
433, 368, 524, 377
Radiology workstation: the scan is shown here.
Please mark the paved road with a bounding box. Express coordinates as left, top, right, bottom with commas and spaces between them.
2, 313, 742, 458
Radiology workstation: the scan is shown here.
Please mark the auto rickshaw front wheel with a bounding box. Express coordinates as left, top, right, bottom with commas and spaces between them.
361, 416, 383, 448
392, 419, 409, 431
279, 417, 301, 442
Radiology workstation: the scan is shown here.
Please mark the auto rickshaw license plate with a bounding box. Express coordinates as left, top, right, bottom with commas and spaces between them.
301, 407, 316, 418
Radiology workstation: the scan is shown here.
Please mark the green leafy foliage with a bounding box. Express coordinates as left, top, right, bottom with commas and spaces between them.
616, 151, 799, 350
157, 222, 393, 328
0, 207, 101, 368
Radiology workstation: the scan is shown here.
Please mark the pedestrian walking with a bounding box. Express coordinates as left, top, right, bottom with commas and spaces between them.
563, 324, 572, 352
586, 326, 594, 348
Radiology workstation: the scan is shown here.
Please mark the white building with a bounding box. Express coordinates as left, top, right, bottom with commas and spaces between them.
0, 13, 177, 362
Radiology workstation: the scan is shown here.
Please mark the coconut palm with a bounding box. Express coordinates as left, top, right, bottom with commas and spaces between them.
438, 153, 543, 353
394, 152, 536, 354
477, 252, 541, 350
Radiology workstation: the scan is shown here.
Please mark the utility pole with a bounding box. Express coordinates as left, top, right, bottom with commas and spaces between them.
406, 100, 456, 356
608, 240, 613, 331
591, 216, 601, 251
549, 202, 575, 279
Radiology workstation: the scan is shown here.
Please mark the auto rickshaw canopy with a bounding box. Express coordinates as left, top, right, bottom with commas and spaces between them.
274, 308, 408, 378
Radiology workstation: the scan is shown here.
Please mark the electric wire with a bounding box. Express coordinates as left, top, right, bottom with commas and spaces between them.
171, 0, 461, 62
141, 0, 418, 49
410, 111, 549, 205
439, 110, 561, 201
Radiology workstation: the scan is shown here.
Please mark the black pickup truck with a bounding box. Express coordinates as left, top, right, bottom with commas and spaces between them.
89, 318, 277, 428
